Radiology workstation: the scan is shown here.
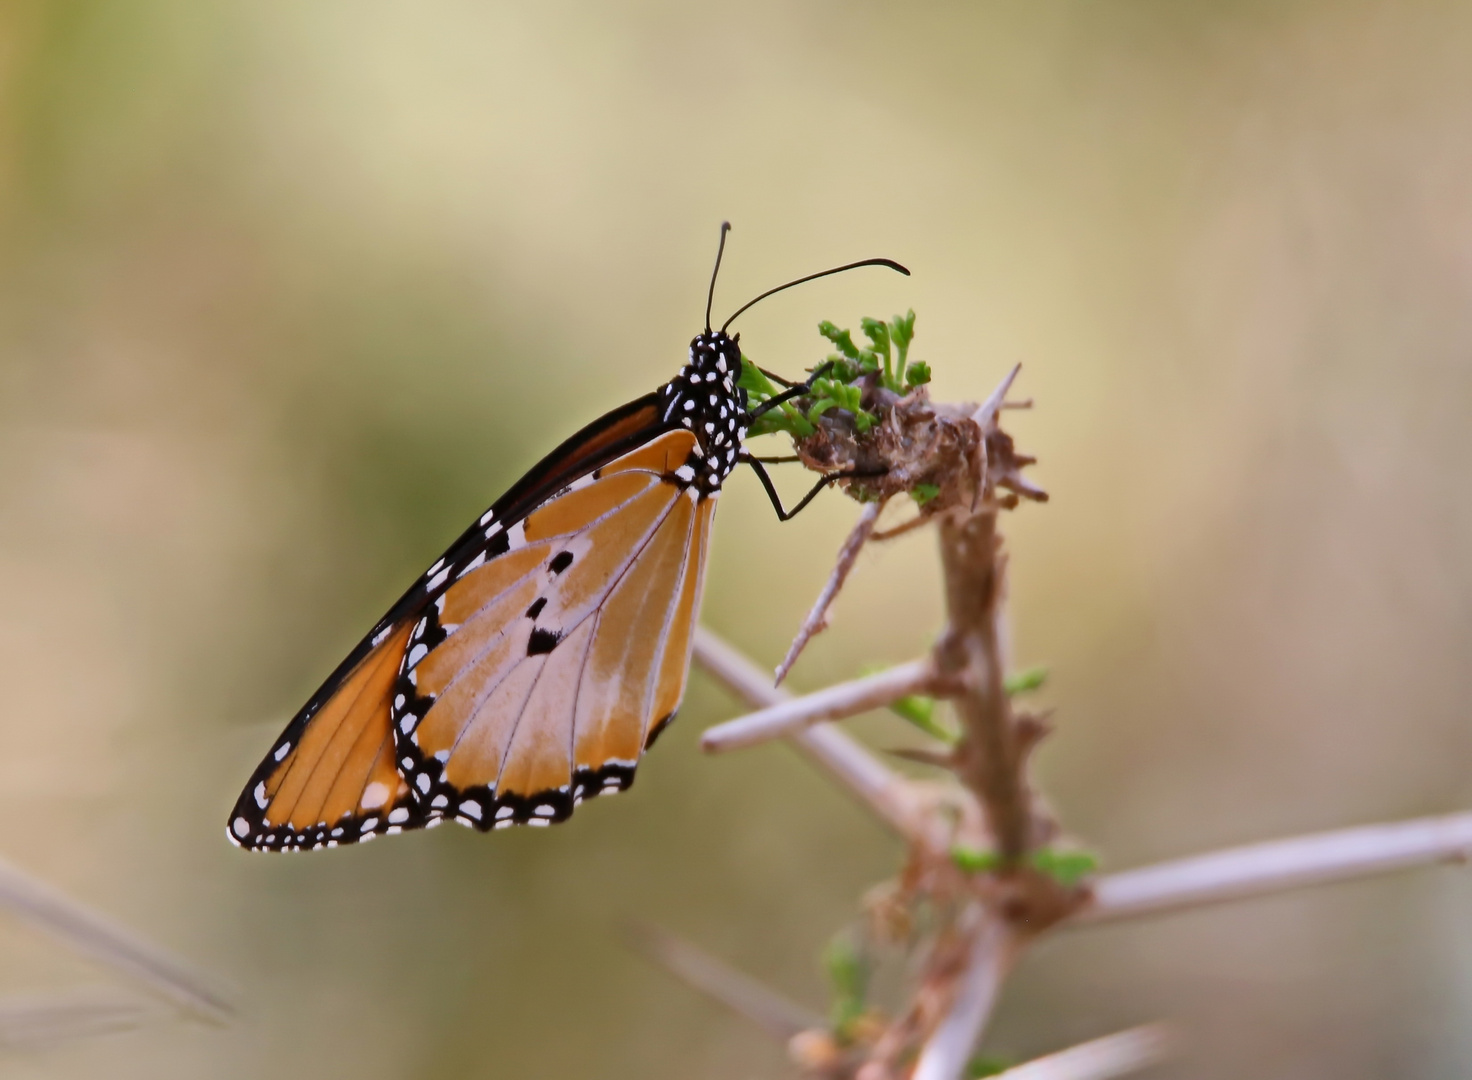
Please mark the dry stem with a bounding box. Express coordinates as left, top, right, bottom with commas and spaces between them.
775, 500, 887, 685
991, 1024, 1173, 1080
910, 915, 1022, 1080
692, 628, 934, 845
685, 361, 1472, 1080
700, 658, 939, 752
1076, 811, 1472, 925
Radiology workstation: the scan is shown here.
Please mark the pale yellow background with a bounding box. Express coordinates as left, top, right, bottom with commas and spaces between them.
1, 3, 1470, 1077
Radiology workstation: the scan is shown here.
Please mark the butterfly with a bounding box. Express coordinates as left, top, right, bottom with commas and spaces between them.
227, 225, 907, 851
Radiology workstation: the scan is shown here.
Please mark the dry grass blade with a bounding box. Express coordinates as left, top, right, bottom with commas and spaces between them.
0, 991, 159, 1051
625, 921, 821, 1043
992, 1024, 1174, 1080
775, 500, 886, 685
0, 856, 233, 1024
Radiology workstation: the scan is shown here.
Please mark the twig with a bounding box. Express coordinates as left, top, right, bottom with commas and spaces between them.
871, 514, 934, 543
775, 500, 887, 685
0, 856, 233, 1024
700, 659, 937, 753
624, 922, 821, 1042
692, 627, 931, 843
937, 488, 1034, 863
911, 915, 1020, 1080
993, 1024, 1173, 1080
1074, 811, 1472, 926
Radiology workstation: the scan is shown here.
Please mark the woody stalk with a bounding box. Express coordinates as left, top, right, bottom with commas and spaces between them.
639, 318, 1472, 1080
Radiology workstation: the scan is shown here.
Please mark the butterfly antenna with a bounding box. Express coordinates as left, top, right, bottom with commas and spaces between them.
705, 222, 732, 334
721, 256, 910, 334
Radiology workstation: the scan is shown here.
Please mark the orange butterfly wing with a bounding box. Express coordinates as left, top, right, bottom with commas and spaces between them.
392, 428, 718, 829
227, 620, 427, 850
227, 394, 721, 850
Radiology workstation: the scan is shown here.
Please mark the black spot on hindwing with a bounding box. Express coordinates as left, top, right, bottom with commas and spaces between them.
527, 627, 562, 655
525, 597, 547, 619
549, 550, 574, 574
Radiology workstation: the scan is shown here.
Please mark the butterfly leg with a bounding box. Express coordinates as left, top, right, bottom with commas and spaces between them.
757, 365, 800, 389
740, 453, 885, 522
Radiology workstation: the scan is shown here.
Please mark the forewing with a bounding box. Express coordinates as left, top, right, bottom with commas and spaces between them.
390, 429, 718, 830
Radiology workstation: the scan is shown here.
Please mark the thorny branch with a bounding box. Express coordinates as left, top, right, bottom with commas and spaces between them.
676, 363, 1469, 1080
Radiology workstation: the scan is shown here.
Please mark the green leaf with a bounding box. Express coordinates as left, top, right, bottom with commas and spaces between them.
1003, 666, 1048, 696
891, 309, 916, 352
891, 310, 916, 385
860, 317, 892, 362
818, 321, 861, 360
911, 483, 941, 506
905, 360, 932, 388
823, 934, 870, 1043
739, 356, 815, 438
861, 317, 894, 387
1029, 847, 1098, 887
950, 846, 1001, 875
888, 694, 956, 743
966, 1057, 1012, 1078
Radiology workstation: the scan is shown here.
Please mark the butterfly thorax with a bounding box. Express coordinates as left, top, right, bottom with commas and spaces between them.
659, 331, 748, 493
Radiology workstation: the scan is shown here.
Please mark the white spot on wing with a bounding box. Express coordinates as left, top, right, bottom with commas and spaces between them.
426, 567, 450, 591
273, 742, 291, 762
458, 551, 486, 577
232, 817, 250, 838
360, 782, 390, 809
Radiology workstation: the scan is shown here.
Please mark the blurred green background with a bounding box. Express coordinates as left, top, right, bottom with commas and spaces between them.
3, 1, 1472, 1076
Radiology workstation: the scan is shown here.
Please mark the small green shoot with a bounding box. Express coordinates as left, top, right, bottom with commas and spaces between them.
741, 312, 929, 441
966, 1057, 1012, 1078
1030, 847, 1098, 888
889, 694, 955, 743
823, 934, 870, 1044
738, 357, 815, 438
911, 483, 941, 506
1003, 666, 1049, 696
950, 846, 1002, 875
950, 845, 1098, 886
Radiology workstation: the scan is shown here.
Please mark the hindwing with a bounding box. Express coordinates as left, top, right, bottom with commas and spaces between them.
391, 428, 718, 829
